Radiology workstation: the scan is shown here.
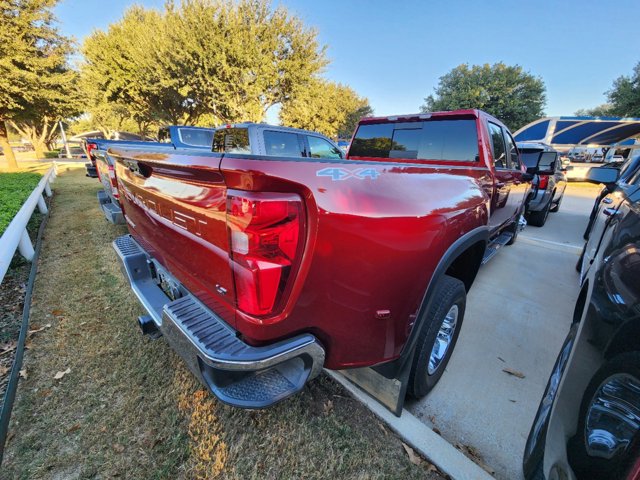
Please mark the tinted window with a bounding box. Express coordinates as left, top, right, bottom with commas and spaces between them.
264, 131, 302, 157
350, 119, 478, 161
179, 128, 214, 147
504, 131, 520, 169
489, 123, 507, 168
420, 120, 478, 161
213, 128, 250, 153
308, 136, 342, 159
391, 128, 421, 159
349, 123, 393, 158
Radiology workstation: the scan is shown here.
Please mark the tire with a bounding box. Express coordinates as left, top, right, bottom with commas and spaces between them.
567, 352, 640, 480
549, 191, 562, 212
408, 275, 466, 399
527, 198, 552, 227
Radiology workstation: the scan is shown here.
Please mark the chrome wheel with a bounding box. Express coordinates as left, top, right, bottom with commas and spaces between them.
585, 373, 640, 459
428, 304, 458, 375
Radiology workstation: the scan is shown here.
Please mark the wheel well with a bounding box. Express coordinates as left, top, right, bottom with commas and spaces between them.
605, 321, 640, 360
445, 240, 485, 292
573, 281, 589, 324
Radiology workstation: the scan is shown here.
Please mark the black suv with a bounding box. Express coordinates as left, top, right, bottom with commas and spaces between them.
523, 165, 640, 480
518, 142, 567, 227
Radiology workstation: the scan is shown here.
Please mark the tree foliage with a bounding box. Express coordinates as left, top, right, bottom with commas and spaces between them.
574, 104, 614, 117
421, 63, 546, 131
606, 62, 640, 118
279, 79, 372, 138
0, 0, 77, 167
81, 0, 328, 129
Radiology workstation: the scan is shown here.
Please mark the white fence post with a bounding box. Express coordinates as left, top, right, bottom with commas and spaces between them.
0, 165, 56, 283
18, 230, 35, 261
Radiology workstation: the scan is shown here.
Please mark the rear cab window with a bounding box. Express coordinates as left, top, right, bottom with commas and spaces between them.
348, 118, 479, 162
178, 128, 214, 148
263, 130, 303, 157
213, 128, 250, 153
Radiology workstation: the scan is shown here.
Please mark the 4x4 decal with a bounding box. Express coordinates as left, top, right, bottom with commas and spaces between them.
316, 167, 380, 181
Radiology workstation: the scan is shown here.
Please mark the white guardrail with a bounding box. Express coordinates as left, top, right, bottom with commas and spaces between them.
0, 164, 57, 283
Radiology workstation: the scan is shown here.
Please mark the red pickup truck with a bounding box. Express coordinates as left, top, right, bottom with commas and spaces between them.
111, 110, 549, 409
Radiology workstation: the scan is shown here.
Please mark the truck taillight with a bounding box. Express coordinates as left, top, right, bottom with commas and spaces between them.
226, 191, 304, 317
537, 175, 549, 190
108, 165, 119, 199
86, 142, 97, 163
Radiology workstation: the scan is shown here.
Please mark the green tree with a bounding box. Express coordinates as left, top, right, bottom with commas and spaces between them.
0, 0, 73, 169
574, 104, 614, 117
9, 53, 82, 158
81, 0, 327, 128
421, 63, 546, 131
280, 79, 372, 138
606, 62, 640, 117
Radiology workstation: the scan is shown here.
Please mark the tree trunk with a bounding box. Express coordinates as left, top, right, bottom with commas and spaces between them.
0, 120, 18, 170
33, 142, 45, 159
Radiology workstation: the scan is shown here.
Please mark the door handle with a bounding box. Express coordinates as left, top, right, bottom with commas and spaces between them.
603, 207, 619, 217
496, 182, 505, 188
602, 197, 613, 204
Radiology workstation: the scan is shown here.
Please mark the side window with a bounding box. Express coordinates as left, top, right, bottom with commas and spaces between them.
263, 131, 303, 157
488, 123, 507, 169
504, 131, 520, 169
307, 136, 342, 159
213, 128, 250, 153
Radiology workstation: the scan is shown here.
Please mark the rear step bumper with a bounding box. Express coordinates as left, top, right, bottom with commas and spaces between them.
97, 190, 125, 225
113, 234, 325, 408
85, 163, 98, 178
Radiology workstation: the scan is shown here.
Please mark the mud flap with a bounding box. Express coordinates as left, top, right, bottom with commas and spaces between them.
338, 361, 412, 416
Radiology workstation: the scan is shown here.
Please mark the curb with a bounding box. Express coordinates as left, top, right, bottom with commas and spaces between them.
327, 371, 495, 480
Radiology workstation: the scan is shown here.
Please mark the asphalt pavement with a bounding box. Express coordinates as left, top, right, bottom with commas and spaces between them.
406, 183, 602, 479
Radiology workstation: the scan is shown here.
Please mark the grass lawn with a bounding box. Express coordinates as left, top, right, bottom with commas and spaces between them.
0, 172, 42, 235
2, 168, 443, 479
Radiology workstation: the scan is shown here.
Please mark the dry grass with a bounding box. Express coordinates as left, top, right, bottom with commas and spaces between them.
2, 168, 443, 479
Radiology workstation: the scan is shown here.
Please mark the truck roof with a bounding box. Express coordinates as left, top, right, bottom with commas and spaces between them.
217, 122, 334, 137
358, 109, 507, 128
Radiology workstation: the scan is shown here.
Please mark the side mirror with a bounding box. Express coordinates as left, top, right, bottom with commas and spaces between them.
536, 152, 557, 176
585, 167, 618, 186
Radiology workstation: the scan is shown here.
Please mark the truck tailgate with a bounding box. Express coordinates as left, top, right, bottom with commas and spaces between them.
111, 148, 237, 327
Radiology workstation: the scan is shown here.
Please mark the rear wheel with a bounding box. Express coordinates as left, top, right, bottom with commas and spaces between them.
550, 190, 563, 212
527, 198, 552, 227
568, 352, 640, 480
408, 275, 466, 399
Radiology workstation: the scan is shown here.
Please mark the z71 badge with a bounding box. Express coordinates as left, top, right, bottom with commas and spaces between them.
316, 167, 380, 181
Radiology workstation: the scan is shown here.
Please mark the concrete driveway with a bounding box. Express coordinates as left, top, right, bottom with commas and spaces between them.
405, 183, 602, 479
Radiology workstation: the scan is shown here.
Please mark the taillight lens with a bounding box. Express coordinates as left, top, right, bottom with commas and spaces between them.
86, 142, 97, 163
226, 191, 304, 317
537, 175, 549, 190
108, 165, 119, 199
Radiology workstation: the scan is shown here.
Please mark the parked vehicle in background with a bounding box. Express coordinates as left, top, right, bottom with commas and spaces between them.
581, 150, 640, 245
109, 110, 543, 410
565, 163, 592, 182
57, 144, 87, 159
518, 142, 567, 226
89, 126, 216, 224
523, 166, 640, 480
591, 153, 603, 163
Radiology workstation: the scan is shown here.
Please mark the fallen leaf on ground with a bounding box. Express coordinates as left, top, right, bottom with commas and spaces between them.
323, 399, 333, 415
37, 388, 52, 398
67, 423, 81, 433
113, 443, 125, 453
455, 443, 495, 475
28, 324, 51, 335
19, 368, 27, 379
402, 442, 423, 466
0, 341, 17, 355
53, 368, 71, 380
51, 309, 64, 316
502, 368, 525, 379
0, 365, 9, 376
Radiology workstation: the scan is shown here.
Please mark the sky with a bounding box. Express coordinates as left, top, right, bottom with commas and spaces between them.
54, 0, 639, 122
